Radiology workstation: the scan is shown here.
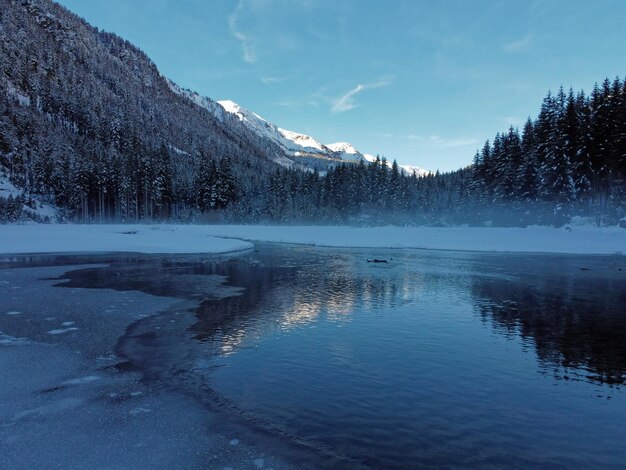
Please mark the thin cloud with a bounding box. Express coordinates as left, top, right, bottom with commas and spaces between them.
430, 135, 479, 148
262, 74, 297, 85
409, 134, 479, 148
331, 78, 392, 113
274, 99, 319, 108
229, 0, 255, 63
503, 33, 533, 53
331, 85, 365, 113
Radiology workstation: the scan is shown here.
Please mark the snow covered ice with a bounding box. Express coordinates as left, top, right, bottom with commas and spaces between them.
1, 223, 624, 256
0, 260, 303, 469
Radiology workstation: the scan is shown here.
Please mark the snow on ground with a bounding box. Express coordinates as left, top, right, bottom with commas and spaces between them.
199, 224, 626, 255
1, 224, 624, 255
0, 224, 253, 255
0, 174, 22, 199
1, 265, 292, 469
0, 173, 59, 221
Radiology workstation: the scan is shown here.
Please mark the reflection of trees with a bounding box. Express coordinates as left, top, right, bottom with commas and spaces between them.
54, 250, 626, 388
191, 260, 287, 346
471, 273, 626, 386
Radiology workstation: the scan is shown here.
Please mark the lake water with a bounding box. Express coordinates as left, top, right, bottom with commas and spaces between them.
2, 245, 626, 468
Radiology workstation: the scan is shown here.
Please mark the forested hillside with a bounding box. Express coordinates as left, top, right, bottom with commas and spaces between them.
0, 0, 287, 222
0, 0, 624, 226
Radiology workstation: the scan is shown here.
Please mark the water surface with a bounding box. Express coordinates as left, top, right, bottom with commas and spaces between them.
2, 246, 626, 468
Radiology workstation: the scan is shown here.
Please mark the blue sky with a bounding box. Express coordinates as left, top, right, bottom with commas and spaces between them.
58, 0, 626, 172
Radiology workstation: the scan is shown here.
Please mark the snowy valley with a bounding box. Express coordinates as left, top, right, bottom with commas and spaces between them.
2, 1, 626, 470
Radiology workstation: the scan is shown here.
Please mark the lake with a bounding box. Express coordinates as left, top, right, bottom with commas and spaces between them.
1, 245, 625, 468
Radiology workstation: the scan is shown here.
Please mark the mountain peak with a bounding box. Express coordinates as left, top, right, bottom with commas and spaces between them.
180, 94, 429, 174
217, 99, 239, 110
326, 142, 359, 154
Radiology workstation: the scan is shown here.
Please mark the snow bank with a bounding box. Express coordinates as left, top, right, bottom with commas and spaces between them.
1, 224, 624, 255
197, 224, 625, 255
0, 225, 253, 255
0, 174, 59, 221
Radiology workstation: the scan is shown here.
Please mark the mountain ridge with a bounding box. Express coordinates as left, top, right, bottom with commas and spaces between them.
166, 78, 429, 175
213, 99, 430, 176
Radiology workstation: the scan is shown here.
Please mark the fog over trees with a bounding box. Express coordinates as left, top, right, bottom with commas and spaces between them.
1, 0, 624, 226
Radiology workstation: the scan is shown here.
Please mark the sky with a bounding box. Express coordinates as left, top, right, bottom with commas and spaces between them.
57, 0, 626, 172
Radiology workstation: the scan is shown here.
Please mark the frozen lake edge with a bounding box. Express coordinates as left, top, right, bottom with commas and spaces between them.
0, 261, 299, 469
1, 223, 624, 255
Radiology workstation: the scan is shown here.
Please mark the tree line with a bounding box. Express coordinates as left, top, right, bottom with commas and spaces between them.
469, 78, 626, 225
250, 77, 625, 226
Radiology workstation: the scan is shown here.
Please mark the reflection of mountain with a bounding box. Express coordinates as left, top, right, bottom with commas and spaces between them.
190, 251, 413, 355
471, 268, 626, 386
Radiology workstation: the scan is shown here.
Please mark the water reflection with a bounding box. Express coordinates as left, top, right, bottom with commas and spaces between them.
43, 248, 626, 388
186, 250, 626, 389
186, 250, 626, 468
190, 251, 429, 366
471, 258, 626, 385
5, 247, 626, 468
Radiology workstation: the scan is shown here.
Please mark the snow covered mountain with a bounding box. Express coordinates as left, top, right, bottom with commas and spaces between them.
326, 142, 369, 162
213, 101, 430, 175
399, 164, 430, 177
327, 144, 429, 176
168, 82, 429, 175
216, 100, 352, 165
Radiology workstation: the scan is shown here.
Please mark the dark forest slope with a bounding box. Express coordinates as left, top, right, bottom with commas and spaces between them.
0, 0, 287, 221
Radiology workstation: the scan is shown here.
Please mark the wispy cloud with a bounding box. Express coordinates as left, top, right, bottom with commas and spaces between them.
274, 98, 319, 108
331, 77, 392, 113
437, 137, 479, 148
409, 134, 479, 148
261, 76, 279, 84
229, 0, 255, 63
503, 33, 533, 53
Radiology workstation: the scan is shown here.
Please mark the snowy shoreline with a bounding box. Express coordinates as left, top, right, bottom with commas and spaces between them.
0, 264, 293, 469
0, 224, 254, 255
1, 223, 625, 255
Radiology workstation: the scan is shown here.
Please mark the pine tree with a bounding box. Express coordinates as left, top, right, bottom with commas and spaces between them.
214, 157, 237, 210
572, 91, 592, 203
518, 118, 538, 202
